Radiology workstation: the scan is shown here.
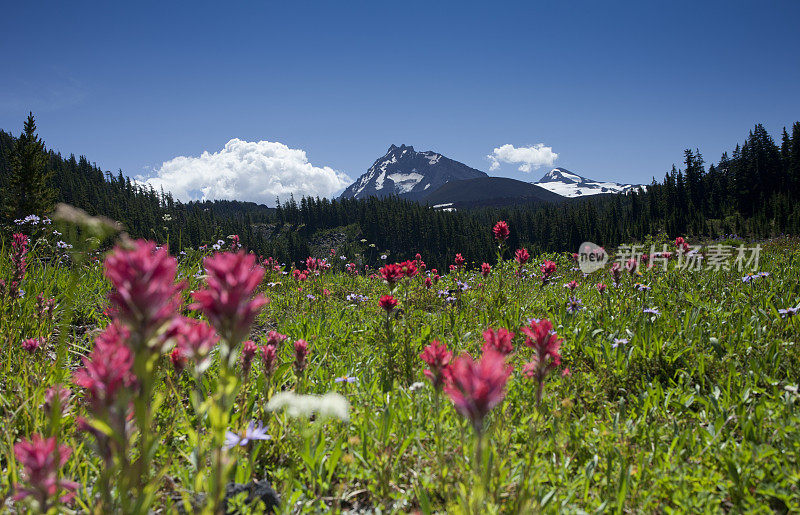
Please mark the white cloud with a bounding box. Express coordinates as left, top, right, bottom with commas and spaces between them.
487, 143, 558, 173
142, 139, 352, 207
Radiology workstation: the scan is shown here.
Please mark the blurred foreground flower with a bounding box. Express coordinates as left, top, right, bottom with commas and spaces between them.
13, 435, 78, 510
444, 350, 512, 435
267, 392, 350, 421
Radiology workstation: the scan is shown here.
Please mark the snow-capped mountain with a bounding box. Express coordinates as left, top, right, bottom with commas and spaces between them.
340, 144, 487, 201
534, 168, 644, 197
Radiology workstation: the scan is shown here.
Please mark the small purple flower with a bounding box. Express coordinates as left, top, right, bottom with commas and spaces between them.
346, 293, 368, 303
634, 283, 651, 291
779, 307, 799, 318
643, 307, 660, 316
742, 272, 768, 283
566, 297, 583, 314
612, 338, 629, 349
306, 294, 316, 301
223, 421, 271, 450
334, 375, 358, 384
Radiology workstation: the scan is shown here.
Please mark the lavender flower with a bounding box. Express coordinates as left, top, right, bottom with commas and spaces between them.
223, 421, 271, 450
643, 307, 660, 315
566, 297, 583, 314
334, 375, 358, 384
779, 307, 798, 318
612, 338, 629, 349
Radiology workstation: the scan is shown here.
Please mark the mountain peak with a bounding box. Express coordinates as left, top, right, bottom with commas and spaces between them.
539, 167, 586, 184
340, 145, 486, 201
387, 144, 414, 155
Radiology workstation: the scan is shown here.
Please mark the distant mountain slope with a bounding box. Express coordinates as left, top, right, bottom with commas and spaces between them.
423, 176, 564, 209
534, 167, 644, 197
340, 144, 487, 201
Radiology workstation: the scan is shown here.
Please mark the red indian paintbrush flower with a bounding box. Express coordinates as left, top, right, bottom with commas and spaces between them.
380, 263, 404, 286
260, 344, 278, 378
625, 257, 638, 275
610, 262, 622, 285
493, 221, 510, 242
169, 347, 186, 373
293, 339, 309, 376
73, 322, 137, 409
13, 435, 78, 508
21, 337, 42, 354
521, 318, 562, 405
379, 294, 398, 312
167, 316, 219, 361
444, 350, 512, 434
7, 233, 29, 298
481, 263, 491, 278
44, 385, 71, 416
454, 253, 466, 268
515, 248, 530, 265
191, 251, 267, 344
104, 240, 184, 346
398, 260, 418, 278
424, 277, 432, 289
241, 340, 258, 375
420, 340, 452, 390
482, 328, 515, 355
596, 282, 607, 294
266, 330, 287, 347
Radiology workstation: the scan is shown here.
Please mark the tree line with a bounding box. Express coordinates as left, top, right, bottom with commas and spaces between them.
1, 113, 798, 269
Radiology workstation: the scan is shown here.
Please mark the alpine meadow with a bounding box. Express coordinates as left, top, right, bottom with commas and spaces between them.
2, 2, 800, 513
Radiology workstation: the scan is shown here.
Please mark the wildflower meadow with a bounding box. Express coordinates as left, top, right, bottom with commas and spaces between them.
1, 212, 800, 513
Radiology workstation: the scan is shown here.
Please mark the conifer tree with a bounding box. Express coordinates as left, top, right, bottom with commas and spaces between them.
5, 113, 56, 220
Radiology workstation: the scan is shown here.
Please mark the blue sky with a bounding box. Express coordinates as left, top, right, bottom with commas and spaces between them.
1, 1, 799, 205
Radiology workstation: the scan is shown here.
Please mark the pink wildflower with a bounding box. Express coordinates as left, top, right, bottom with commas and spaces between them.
13, 435, 78, 508
191, 251, 267, 344
241, 340, 258, 375
481, 263, 491, 278
444, 350, 512, 434
73, 322, 136, 409
493, 221, 510, 242
104, 240, 184, 345
521, 318, 563, 405
420, 340, 452, 390
260, 344, 278, 378
167, 316, 219, 360
380, 263, 404, 286
379, 294, 398, 312
266, 330, 287, 347
482, 327, 515, 355
293, 339, 309, 377
21, 337, 42, 354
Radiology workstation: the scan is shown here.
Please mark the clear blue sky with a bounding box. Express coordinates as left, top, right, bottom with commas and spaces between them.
1, 0, 799, 201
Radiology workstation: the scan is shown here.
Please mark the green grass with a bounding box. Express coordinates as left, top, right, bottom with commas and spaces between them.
2, 235, 800, 513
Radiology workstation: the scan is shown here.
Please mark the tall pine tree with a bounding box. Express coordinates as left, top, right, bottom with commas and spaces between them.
4, 113, 56, 220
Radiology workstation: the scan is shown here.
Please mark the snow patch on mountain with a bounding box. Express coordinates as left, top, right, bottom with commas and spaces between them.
387, 172, 424, 193
534, 168, 644, 197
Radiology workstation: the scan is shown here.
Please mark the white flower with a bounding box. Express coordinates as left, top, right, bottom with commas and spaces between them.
267, 391, 349, 421
409, 381, 425, 392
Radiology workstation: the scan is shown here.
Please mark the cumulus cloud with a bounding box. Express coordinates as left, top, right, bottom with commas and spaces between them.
486, 143, 558, 173
142, 139, 352, 207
